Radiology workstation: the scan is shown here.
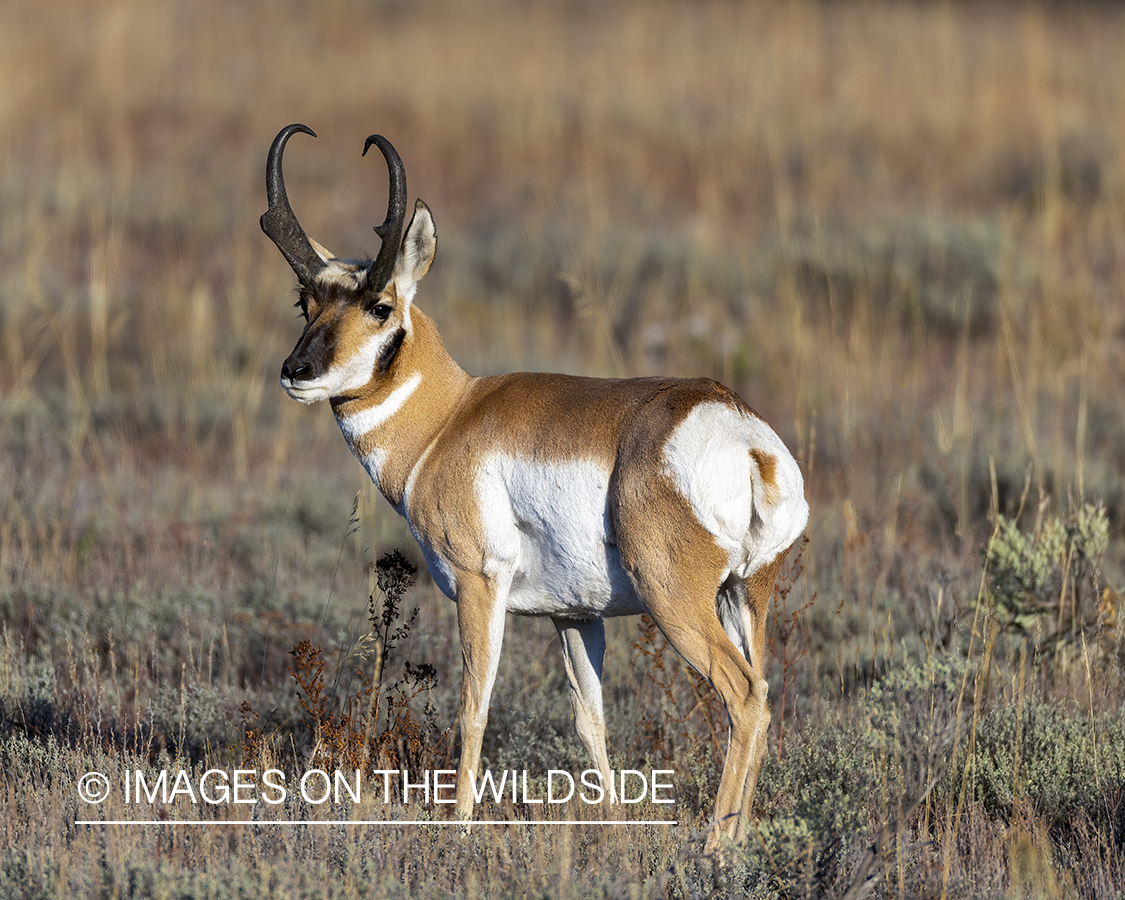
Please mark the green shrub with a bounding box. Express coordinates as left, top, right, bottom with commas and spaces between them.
748, 656, 963, 894
972, 700, 1125, 829
987, 503, 1109, 634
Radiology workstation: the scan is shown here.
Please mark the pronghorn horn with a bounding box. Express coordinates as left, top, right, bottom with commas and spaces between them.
261, 124, 326, 284
362, 134, 408, 294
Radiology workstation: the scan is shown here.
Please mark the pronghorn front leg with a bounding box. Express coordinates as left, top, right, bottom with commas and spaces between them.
552, 617, 615, 803
453, 571, 510, 817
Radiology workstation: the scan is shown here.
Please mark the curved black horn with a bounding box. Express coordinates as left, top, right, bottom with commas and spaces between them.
362, 134, 408, 293
261, 124, 326, 284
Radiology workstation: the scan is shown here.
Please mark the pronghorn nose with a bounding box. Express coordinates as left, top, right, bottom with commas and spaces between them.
281, 360, 311, 382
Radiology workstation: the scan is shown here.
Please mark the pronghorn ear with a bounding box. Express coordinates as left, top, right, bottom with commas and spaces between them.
309, 236, 335, 263
393, 199, 436, 302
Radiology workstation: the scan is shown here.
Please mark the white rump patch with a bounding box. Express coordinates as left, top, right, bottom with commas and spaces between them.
662, 403, 808, 577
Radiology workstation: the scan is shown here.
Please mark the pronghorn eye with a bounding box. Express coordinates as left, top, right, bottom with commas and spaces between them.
369, 303, 393, 322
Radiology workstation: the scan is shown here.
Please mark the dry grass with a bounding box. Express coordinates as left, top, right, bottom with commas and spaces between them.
2, 0, 1125, 896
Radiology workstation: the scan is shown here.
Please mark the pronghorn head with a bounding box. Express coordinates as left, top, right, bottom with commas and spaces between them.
261, 124, 437, 404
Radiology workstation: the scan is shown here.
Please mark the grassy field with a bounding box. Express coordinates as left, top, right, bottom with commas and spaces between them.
2, 0, 1124, 896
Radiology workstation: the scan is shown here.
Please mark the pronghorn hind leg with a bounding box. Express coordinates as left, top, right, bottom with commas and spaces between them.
645, 591, 764, 853
732, 552, 787, 843
553, 617, 615, 802
615, 492, 764, 854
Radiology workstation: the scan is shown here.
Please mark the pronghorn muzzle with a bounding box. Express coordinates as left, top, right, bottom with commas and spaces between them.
279, 309, 339, 390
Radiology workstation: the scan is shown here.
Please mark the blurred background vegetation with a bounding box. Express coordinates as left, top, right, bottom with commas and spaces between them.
0, 0, 1123, 896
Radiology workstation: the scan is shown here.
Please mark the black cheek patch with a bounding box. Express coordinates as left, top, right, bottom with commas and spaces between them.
377, 327, 406, 374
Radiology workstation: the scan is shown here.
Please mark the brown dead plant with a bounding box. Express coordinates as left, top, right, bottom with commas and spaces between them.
286, 550, 440, 773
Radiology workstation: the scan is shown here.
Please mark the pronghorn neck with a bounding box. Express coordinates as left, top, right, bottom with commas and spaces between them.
329, 307, 470, 507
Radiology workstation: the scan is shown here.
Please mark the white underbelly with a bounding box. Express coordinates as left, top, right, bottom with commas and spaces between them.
504, 530, 642, 617
477, 453, 643, 618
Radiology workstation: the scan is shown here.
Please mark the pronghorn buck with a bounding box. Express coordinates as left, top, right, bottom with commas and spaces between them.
261, 124, 809, 847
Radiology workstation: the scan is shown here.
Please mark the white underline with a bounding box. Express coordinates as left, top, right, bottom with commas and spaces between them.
76, 819, 677, 827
